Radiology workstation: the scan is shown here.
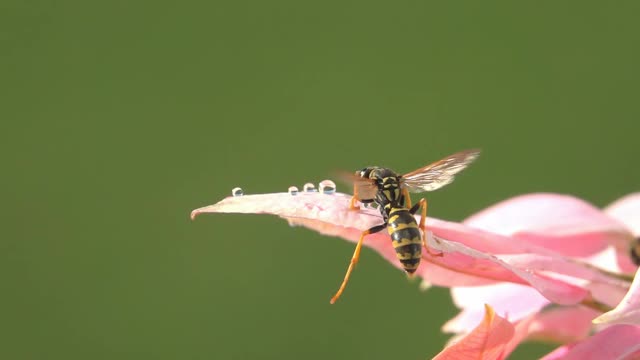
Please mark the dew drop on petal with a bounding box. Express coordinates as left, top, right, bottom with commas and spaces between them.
303, 183, 317, 192
288, 186, 299, 196
231, 187, 244, 197
319, 180, 336, 194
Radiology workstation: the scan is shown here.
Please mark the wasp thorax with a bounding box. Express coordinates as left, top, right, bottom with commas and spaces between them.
378, 177, 400, 203
358, 167, 402, 205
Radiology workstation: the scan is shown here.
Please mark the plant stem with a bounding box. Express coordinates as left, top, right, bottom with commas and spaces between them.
580, 298, 613, 313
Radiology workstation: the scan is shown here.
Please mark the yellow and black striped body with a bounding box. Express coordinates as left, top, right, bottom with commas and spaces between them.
386, 206, 422, 273
357, 166, 423, 273
330, 151, 477, 303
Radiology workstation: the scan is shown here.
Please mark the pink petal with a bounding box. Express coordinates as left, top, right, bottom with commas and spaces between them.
605, 193, 640, 236
604, 193, 640, 273
289, 214, 593, 304
191, 192, 382, 230
445, 288, 599, 344
443, 283, 550, 334
433, 305, 513, 360
467, 306, 597, 359
464, 193, 632, 257
528, 306, 600, 343
491, 253, 628, 307
192, 192, 629, 305
426, 233, 626, 305
419, 264, 504, 288
540, 325, 640, 360
583, 246, 623, 274
593, 267, 640, 326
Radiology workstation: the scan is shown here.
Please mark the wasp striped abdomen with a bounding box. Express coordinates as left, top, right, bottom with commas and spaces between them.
387, 208, 422, 273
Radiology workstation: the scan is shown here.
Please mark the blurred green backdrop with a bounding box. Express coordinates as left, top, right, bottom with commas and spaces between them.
3, 1, 640, 359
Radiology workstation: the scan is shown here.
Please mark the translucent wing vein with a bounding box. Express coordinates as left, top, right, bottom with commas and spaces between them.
401, 149, 480, 192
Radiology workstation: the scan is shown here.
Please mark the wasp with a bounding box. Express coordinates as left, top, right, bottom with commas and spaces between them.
330, 149, 480, 304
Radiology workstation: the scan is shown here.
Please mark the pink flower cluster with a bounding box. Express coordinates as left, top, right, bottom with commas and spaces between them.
191, 191, 640, 359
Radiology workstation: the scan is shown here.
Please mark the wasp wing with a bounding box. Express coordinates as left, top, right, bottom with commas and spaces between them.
401, 149, 480, 192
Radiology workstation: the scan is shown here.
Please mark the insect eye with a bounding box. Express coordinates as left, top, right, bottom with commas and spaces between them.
358, 168, 370, 177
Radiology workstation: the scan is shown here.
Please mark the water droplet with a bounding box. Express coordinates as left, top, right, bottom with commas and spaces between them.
288, 186, 299, 195
303, 183, 317, 192
231, 187, 243, 196
319, 179, 336, 194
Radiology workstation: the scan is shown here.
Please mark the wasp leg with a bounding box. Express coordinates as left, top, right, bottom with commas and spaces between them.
349, 183, 360, 210
330, 223, 386, 304
349, 197, 359, 210
402, 187, 412, 208
410, 198, 443, 258
350, 188, 374, 210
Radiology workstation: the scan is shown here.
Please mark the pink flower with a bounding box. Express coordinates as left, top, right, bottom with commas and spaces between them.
592, 193, 640, 327
191, 189, 639, 358
435, 305, 640, 360
539, 324, 640, 360
463, 193, 631, 258
605, 193, 640, 236
191, 191, 630, 306
442, 283, 600, 344
441, 193, 640, 359
432, 304, 524, 360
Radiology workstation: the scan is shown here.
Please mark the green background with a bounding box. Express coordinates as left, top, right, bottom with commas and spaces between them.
3, 1, 639, 359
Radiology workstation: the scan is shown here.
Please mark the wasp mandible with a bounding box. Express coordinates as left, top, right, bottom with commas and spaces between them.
330, 149, 480, 304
